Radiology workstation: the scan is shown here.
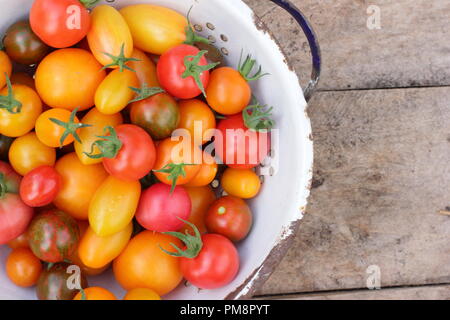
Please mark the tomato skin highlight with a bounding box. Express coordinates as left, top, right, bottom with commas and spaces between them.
20, 165, 61, 207
30, 0, 91, 48
157, 44, 211, 99
102, 124, 156, 181
28, 209, 80, 263
6, 247, 42, 287
180, 234, 239, 289
206, 196, 253, 242
136, 183, 191, 232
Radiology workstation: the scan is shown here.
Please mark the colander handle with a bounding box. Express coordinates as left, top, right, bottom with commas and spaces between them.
270, 0, 321, 101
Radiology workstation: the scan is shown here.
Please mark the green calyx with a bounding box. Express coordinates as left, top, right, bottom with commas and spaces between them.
243, 103, 275, 131
80, 288, 87, 301
79, 0, 100, 9
128, 84, 165, 103
183, 7, 210, 46
182, 50, 220, 97
0, 73, 22, 114
102, 44, 140, 72
49, 107, 92, 148
0, 173, 7, 199
153, 163, 194, 193
84, 126, 122, 160
161, 218, 203, 259
238, 52, 269, 82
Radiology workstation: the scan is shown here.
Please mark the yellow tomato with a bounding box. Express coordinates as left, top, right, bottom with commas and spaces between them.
95, 69, 138, 115
120, 4, 188, 55
74, 108, 123, 165
221, 168, 261, 199
127, 48, 159, 87
0, 84, 42, 137
78, 223, 132, 269
54, 153, 108, 220
124, 288, 161, 300
89, 176, 141, 237
8, 132, 56, 176
88, 5, 133, 68
0, 51, 12, 90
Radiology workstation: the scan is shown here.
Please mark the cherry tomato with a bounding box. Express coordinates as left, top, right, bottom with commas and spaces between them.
0, 51, 12, 90
185, 152, 218, 187
8, 132, 56, 176
36, 262, 88, 300
130, 92, 180, 140
157, 44, 215, 99
95, 69, 138, 115
30, 0, 91, 48
74, 108, 123, 166
10, 72, 36, 90
6, 248, 42, 287
136, 183, 191, 232
35, 49, 106, 111
127, 48, 159, 87
87, 5, 133, 69
73, 287, 117, 300
120, 4, 188, 55
3, 20, 50, 65
180, 186, 216, 235
28, 209, 80, 263
206, 196, 253, 242
53, 153, 108, 220
89, 176, 141, 236
124, 288, 161, 300
7, 232, 29, 249
221, 168, 261, 199
0, 84, 42, 138
215, 113, 271, 169
113, 231, 183, 296
78, 223, 133, 269
177, 99, 216, 145
20, 165, 61, 207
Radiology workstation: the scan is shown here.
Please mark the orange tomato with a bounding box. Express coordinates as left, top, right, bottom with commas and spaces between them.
180, 186, 217, 235
7, 232, 29, 250
113, 231, 183, 296
74, 108, 123, 165
177, 99, 216, 145
73, 287, 117, 300
53, 153, 108, 220
0, 84, 42, 137
206, 67, 251, 115
0, 51, 12, 90
35, 48, 106, 111
10, 72, 35, 90
124, 288, 161, 300
6, 248, 42, 287
221, 168, 261, 199
9, 132, 56, 176
185, 152, 218, 187
127, 48, 159, 87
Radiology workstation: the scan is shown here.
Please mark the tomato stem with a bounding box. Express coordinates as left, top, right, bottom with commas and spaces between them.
0, 73, 22, 114
182, 50, 220, 98
183, 7, 210, 46
238, 51, 269, 82
128, 84, 165, 103
102, 44, 140, 72
80, 288, 87, 300
49, 108, 92, 148
243, 103, 275, 131
0, 173, 7, 199
160, 218, 203, 259
84, 126, 123, 159
78, 0, 100, 9
153, 163, 194, 193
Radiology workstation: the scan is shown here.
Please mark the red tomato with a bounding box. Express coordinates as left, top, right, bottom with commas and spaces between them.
20, 166, 61, 207
30, 0, 91, 48
205, 196, 253, 242
180, 234, 239, 290
136, 183, 191, 232
86, 124, 156, 181
157, 44, 217, 99
0, 161, 34, 245
215, 113, 271, 169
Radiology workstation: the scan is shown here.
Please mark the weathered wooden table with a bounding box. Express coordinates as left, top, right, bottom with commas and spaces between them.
244, 0, 450, 300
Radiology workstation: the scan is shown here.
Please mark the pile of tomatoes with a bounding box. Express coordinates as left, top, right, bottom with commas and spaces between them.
0, 0, 274, 300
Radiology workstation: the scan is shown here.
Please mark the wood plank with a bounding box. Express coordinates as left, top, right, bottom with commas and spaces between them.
257, 285, 450, 300
254, 87, 450, 295
243, 0, 450, 90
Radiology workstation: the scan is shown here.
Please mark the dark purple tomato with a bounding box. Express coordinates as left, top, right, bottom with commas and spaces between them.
130, 93, 180, 140
3, 20, 50, 65
0, 135, 14, 161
